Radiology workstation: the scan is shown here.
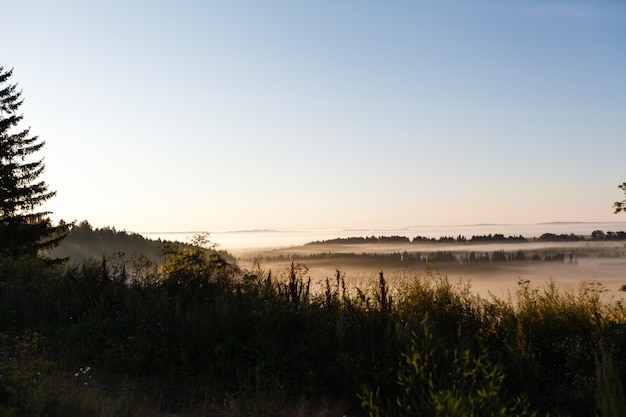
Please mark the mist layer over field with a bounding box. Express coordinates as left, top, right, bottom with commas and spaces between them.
141, 223, 626, 299
237, 240, 626, 300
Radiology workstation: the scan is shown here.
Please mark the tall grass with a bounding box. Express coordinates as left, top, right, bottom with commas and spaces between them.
0, 251, 625, 416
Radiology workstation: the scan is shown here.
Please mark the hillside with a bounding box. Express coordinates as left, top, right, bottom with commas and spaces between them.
50, 220, 184, 264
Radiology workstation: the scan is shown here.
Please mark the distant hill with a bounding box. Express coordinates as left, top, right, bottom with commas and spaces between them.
50, 220, 179, 264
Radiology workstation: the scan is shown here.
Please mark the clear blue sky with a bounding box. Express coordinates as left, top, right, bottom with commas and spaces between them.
5, 1, 626, 232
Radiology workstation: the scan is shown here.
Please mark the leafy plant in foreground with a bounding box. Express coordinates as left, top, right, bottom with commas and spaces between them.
596, 342, 626, 417
360, 325, 540, 417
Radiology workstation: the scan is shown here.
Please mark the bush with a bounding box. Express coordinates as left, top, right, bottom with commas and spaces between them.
359, 325, 540, 417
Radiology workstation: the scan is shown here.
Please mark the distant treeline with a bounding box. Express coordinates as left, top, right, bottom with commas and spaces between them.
253, 249, 578, 265
306, 230, 626, 245
51, 220, 171, 263
51, 220, 235, 264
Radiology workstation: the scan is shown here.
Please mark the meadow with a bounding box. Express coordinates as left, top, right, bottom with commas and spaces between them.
236, 238, 626, 299
1, 228, 625, 416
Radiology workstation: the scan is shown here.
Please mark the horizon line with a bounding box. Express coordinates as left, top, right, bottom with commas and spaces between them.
137, 220, 626, 235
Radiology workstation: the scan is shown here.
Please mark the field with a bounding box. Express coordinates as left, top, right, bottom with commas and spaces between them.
236, 240, 626, 299
3, 231, 626, 416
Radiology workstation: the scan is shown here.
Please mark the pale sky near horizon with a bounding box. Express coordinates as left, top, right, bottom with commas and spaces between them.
5, 1, 626, 233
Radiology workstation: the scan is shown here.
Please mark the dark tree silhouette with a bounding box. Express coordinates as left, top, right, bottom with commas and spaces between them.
614, 182, 626, 214
0, 67, 65, 257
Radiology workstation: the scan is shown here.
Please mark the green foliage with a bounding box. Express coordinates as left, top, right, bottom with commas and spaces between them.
485, 279, 613, 416
360, 326, 538, 417
277, 261, 310, 308
2, 252, 626, 416
52, 220, 171, 265
0, 256, 68, 331
0, 332, 52, 415
0, 331, 161, 417
160, 233, 234, 280
596, 342, 626, 417
0, 67, 66, 258
614, 182, 626, 214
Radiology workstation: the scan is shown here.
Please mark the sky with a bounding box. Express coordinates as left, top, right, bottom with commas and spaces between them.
4, 1, 626, 233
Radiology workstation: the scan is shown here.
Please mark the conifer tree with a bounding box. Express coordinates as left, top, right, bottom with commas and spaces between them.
0, 67, 65, 258
615, 182, 626, 214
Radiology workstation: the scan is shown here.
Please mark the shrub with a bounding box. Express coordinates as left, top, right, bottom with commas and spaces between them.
360, 325, 540, 417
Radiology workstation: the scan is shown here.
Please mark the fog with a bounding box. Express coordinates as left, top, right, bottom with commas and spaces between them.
237, 241, 626, 300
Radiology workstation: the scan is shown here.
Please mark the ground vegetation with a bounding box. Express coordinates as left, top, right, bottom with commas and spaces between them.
1, 243, 625, 416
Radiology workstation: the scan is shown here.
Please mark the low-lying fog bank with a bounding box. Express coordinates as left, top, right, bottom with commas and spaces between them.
236, 241, 626, 299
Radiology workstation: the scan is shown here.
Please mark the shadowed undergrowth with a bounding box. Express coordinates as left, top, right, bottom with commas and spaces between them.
0, 246, 625, 416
